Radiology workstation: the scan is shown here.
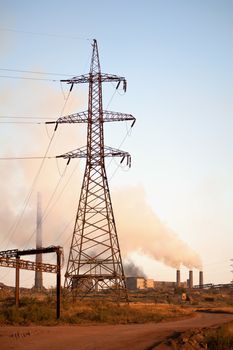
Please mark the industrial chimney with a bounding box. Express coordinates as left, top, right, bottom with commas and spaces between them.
34, 193, 43, 290
176, 269, 181, 287
199, 271, 203, 288
189, 270, 193, 289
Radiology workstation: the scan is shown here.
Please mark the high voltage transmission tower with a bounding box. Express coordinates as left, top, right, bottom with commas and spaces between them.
49, 39, 135, 301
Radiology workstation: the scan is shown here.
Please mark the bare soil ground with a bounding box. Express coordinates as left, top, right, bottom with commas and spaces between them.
1, 312, 233, 350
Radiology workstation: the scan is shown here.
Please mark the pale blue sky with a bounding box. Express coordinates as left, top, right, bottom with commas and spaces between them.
0, 1, 232, 286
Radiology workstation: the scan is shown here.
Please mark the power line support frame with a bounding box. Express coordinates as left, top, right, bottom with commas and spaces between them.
48, 39, 135, 301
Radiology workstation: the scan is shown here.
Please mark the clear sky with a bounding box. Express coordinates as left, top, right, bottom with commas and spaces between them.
0, 0, 232, 287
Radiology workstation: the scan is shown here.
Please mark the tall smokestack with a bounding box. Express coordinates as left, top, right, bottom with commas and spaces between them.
34, 193, 43, 290
176, 269, 181, 287
199, 270, 203, 288
189, 270, 193, 289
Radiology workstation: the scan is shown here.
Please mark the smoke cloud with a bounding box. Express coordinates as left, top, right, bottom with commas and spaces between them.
113, 186, 202, 270
124, 260, 146, 277
0, 79, 202, 280
0, 79, 85, 253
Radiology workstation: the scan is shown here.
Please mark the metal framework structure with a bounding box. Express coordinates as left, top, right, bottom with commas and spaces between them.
0, 246, 62, 318
0, 256, 57, 273
47, 39, 135, 301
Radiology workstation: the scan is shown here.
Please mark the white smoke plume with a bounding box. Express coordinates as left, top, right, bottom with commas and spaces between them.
0, 79, 202, 275
113, 186, 202, 270
0, 80, 85, 253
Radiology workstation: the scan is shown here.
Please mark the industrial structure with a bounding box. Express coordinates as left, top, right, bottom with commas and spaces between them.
34, 193, 43, 290
126, 269, 205, 291
0, 246, 62, 318
199, 270, 204, 288
188, 270, 194, 289
48, 39, 135, 301
126, 277, 154, 290
176, 269, 181, 287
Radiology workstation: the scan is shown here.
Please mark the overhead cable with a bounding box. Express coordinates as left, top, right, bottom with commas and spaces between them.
0, 75, 59, 82
0, 68, 74, 77
0, 27, 91, 41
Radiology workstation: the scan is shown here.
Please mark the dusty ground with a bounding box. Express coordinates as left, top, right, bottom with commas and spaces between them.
0, 312, 233, 350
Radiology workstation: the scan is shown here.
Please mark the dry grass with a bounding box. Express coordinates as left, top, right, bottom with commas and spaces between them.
1, 286, 232, 326
206, 322, 233, 349
0, 295, 193, 325
62, 300, 193, 325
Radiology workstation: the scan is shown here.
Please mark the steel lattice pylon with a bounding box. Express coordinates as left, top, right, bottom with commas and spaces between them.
52, 40, 135, 301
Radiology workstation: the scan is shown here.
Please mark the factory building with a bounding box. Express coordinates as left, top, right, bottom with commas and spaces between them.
126, 270, 203, 291
126, 277, 154, 290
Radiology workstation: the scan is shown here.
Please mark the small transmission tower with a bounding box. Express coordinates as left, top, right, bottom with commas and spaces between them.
50, 40, 135, 300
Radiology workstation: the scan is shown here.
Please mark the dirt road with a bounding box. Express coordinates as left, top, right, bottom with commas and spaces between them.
1, 312, 233, 350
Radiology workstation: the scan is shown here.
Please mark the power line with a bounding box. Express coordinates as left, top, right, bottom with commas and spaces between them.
45, 90, 128, 257
0, 116, 56, 119
0, 131, 56, 249
0, 27, 91, 41
61, 40, 132, 299
43, 89, 133, 264
0, 75, 59, 82
1, 89, 73, 249
14, 89, 73, 245
0, 156, 55, 160
0, 68, 74, 77
32, 163, 81, 264
0, 121, 43, 125
24, 164, 68, 248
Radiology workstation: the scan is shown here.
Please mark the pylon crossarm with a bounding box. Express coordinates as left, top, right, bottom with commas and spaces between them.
56, 146, 131, 166
104, 147, 131, 167
61, 73, 126, 87
61, 73, 89, 84
100, 74, 126, 88
56, 147, 87, 163
103, 111, 135, 125
45, 110, 135, 127
104, 146, 129, 157
45, 111, 88, 127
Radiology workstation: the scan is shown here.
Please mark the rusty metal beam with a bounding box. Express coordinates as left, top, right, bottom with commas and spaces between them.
0, 246, 62, 259
15, 257, 20, 307
0, 246, 62, 319
56, 250, 61, 319
16, 246, 62, 257
0, 257, 57, 273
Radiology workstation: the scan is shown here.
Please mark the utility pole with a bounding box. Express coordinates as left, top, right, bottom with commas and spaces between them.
231, 259, 233, 283
47, 40, 135, 301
